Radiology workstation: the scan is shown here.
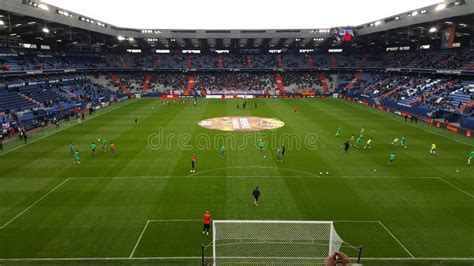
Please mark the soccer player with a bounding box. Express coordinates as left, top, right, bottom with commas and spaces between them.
335, 126, 342, 137
191, 153, 196, 173
349, 135, 355, 146
220, 145, 225, 158
467, 150, 474, 165
252, 186, 261, 206
343, 141, 350, 153
281, 143, 286, 156
110, 143, 116, 157
391, 137, 400, 147
277, 148, 282, 163
254, 102, 257, 109
354, 136, 362, 148
202, 211, 211, 236
363, 138, 372, 150
101, 138, 107, 153
90, 142, 97, 157
69, 143, 74, 157
359, 127, 365, 138
400, 136, 407, 148
258, 139, 265, 153
134, 117, 138, 124
73, 150, 80, 164
430, 143, 437, 155
387, 152, 396, 166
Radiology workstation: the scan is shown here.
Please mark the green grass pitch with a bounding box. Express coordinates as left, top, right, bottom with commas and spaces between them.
0, 98, 473, 265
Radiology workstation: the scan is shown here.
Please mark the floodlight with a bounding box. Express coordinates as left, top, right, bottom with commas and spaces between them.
42, 27, 49, 33
435, 3, 446, 11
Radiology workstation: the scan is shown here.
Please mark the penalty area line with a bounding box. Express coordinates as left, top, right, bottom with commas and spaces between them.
436, 177, 474, 198
0, 178, 71, 230
130, 220, 150, 258
377, 221, 415, 259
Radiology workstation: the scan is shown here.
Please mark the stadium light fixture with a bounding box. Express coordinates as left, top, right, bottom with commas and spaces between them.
429, 27, 437, 33
128, 37, 135, 42
42, 27, 49, 33
117, 35, 125, 41
38, 3, 49, 10
435, 2, 447, 10
394, 16, 400, 20
411, 11, 418, 16
374, 21, 382, 26
0, 20, 5, 26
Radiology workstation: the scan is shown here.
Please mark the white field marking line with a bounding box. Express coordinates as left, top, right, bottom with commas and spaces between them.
377, 221, 415, 259
0, 100, 135, 157
336, 99, 474, 147
1, 257, 473, 261
129, 220, 150, 258
436, 176, 474, 198
187, 166, 319, 177
129, 219, 202, 259
66, 175, 440, 180
333, 220, 379, 223
0, 178, 71, 230
148, 219, 200, 222
340, 176, 438, 179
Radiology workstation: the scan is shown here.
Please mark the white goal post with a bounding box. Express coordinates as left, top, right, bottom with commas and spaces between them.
212, 220, 344, 265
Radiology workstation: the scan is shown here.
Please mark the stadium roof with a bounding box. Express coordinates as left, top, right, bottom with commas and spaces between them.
0, 0, 472, 52
41, 0, 442, 30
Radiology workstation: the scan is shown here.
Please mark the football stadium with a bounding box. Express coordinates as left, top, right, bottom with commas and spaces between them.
0, 0, 473, 265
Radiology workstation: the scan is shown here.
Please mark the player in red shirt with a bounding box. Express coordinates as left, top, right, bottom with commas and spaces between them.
202, 211, 211, 235
191, 153, 196, 173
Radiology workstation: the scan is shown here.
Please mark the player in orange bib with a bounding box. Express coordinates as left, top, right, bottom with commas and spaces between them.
110, 143, 116, 157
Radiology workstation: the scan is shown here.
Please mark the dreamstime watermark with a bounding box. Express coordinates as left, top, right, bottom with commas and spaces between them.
147, 127, 320, 151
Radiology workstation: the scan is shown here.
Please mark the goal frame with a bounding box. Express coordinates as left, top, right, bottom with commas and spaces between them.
212, 220, 339, 264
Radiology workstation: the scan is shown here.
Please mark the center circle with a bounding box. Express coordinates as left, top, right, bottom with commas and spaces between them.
198, 116, 285, 132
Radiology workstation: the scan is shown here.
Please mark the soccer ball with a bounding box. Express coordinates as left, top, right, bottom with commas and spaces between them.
319, 172, 323, 175
326, 172, 329, 175
456, 169, 459, 173
374, 169, 377, 172
263, 155, 266, 159
98, 138, 101, 142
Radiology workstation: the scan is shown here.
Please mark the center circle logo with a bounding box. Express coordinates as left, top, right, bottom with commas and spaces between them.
198, 116, 285, 132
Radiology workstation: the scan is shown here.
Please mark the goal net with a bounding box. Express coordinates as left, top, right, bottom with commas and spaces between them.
212, 220, 344, 265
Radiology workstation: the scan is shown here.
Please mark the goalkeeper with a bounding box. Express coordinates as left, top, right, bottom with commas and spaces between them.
202, 211, 211, 236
